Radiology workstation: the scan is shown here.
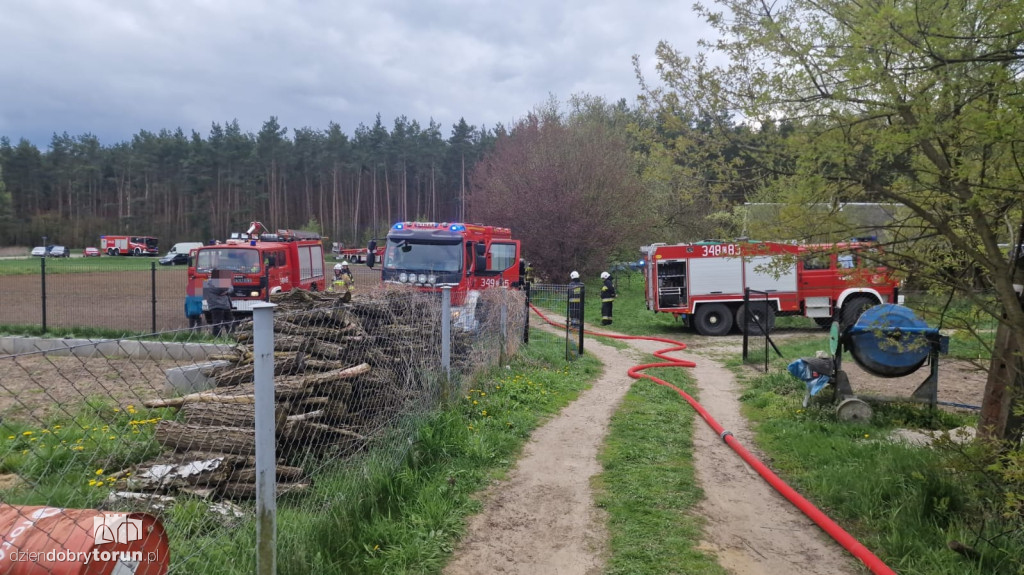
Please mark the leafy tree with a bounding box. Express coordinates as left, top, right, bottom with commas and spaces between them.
645, 0, 1024, 440
469, 96, 647, 278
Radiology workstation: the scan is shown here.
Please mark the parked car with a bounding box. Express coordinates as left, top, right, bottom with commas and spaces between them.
83, 247, 101, 257
159, 252, 189, 266
48, 246, 70, 258
30, 246, 48, 257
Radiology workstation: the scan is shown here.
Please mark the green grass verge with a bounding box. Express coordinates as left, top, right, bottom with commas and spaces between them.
0, 257, 169, 275
595, 366, 727, 575
735, 365, 1023, 574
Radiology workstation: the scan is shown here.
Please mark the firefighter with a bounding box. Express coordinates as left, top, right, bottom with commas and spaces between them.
567, 271, 584, 328
600, 271, 616, 326
338, 260, 354, 282
330, 263, 354, 302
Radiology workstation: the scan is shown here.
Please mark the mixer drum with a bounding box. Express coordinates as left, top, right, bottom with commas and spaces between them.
846, 304, 932, 378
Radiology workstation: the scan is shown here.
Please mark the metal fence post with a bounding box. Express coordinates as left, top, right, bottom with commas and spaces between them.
40, 257, 46, 332
252, 303, 278, 575
742, 288, 749, 362
151, 262, 157, 333
499, 297, 508, 365
441, 286, 451, 378
577, 285, 585, 356
523, 282, 531, 344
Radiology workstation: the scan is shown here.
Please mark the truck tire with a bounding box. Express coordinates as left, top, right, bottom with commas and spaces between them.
113, 248, 120, 256
736, 302, 775, 335
107, 248, 115, 256
694, 303, 733, 336
840, 296, 876, 331
133, 247, 142, 256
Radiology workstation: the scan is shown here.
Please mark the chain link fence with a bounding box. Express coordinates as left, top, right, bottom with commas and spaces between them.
0, 284, 526, 573
526, 283, 584, 361
0, 258, 189, 333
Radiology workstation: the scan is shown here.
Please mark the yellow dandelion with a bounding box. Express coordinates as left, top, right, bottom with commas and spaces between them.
71, 446, 84, 451
864, 434, 870, 438
21, 450, 28, 455
373, 545, 380, 551
29, 437, 37, 442
22, 431, 33, 436
41, 429, 51, 434
109, 436, 116, 440
88, 479, 98, 486
472, 400, 478, 405
7, 436, 14, 440
95, 469, 104, 475
53, 425, 61, 429
96, 482, 104, 487
480, 392, 486, 397
113, 408, 120, 413
481, 410, 487, 416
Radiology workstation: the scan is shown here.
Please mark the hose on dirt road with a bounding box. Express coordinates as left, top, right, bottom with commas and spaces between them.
528, 304, 897, 575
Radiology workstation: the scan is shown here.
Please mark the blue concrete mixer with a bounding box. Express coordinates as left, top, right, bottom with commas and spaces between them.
791, 304, 949, 421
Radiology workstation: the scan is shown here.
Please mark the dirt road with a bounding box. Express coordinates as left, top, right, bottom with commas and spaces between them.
444, 320, 865, 575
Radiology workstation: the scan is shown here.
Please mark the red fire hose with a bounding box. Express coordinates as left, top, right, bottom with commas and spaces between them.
529, 304, 897, 575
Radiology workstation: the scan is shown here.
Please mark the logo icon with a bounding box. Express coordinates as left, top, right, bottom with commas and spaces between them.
92, 514, 143, 545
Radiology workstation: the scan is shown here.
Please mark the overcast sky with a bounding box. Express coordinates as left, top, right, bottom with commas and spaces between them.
0, 0, 713, 149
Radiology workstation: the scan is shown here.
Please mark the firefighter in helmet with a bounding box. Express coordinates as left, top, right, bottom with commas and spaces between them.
338, 260, 354, 282
330, 262, 354, 302
567, 270, 584, 328
600, 271, 616, 326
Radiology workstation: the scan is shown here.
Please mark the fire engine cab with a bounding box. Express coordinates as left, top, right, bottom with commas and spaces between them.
642, 240, 903, 336
187, 222, 327, 315
367, 222, 523, 330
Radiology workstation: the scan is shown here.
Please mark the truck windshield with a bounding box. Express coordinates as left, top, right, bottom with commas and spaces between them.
383, 240, 462, 272
196, 248, 262, 273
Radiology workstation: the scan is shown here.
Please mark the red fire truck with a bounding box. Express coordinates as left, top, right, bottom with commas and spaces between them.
187, 222, 327, 315
642, 240, 903, 336
367, 221, 524, 330
100, 235, 159, 256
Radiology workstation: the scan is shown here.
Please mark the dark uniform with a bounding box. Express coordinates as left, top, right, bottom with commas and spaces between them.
600, 274, 617, 326
203, 271, 234, 337
567, 274, 584, 328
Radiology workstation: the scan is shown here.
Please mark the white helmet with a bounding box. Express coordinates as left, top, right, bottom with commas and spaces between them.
334, 264, 343, 271
601, 271, 610, 279
570, 271, 580, 280
340, 260, 349, 266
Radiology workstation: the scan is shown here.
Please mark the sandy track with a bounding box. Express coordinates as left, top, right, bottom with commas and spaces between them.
444, 319, 865, 575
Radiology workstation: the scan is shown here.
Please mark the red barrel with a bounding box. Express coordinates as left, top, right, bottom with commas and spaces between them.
0, 505, 169, 575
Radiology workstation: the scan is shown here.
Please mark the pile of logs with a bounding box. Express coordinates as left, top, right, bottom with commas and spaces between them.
121, 287, 460, 501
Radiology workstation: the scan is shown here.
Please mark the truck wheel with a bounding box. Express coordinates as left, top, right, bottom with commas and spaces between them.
840, 296, 876, 330
736, 302, 775, 334
107, 248, 114, 256
133, 247, 142, 256
113, 248, 120, 256
694, 303, 733, 336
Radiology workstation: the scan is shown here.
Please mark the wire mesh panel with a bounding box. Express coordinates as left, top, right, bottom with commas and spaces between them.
0, 258, 190, 333
528, 283, 583, 360
0, 281, 527, 574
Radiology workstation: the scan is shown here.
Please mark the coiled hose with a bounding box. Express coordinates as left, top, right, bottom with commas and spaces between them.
529, 304, 897, 575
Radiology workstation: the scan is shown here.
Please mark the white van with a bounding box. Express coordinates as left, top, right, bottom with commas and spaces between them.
159, 242, 205, 266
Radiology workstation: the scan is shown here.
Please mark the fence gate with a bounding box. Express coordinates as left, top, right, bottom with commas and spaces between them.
527, 283, 584, 361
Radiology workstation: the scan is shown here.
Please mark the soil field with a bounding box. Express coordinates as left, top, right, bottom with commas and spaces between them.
0, 266, 381, 334
0, 354, 175, 424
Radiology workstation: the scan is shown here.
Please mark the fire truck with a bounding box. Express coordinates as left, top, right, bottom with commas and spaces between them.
642, 240, 904, 336
366, 221, 524, 330
100, 235, 159, 256
187, 222, 327, 315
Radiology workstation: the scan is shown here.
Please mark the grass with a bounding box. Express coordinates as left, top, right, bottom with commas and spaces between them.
0, 398, 173, 508
595, 366, 726, 575
0, 256, 169, 275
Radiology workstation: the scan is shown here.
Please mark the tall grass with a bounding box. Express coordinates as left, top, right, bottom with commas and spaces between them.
0, 257, 167, 276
